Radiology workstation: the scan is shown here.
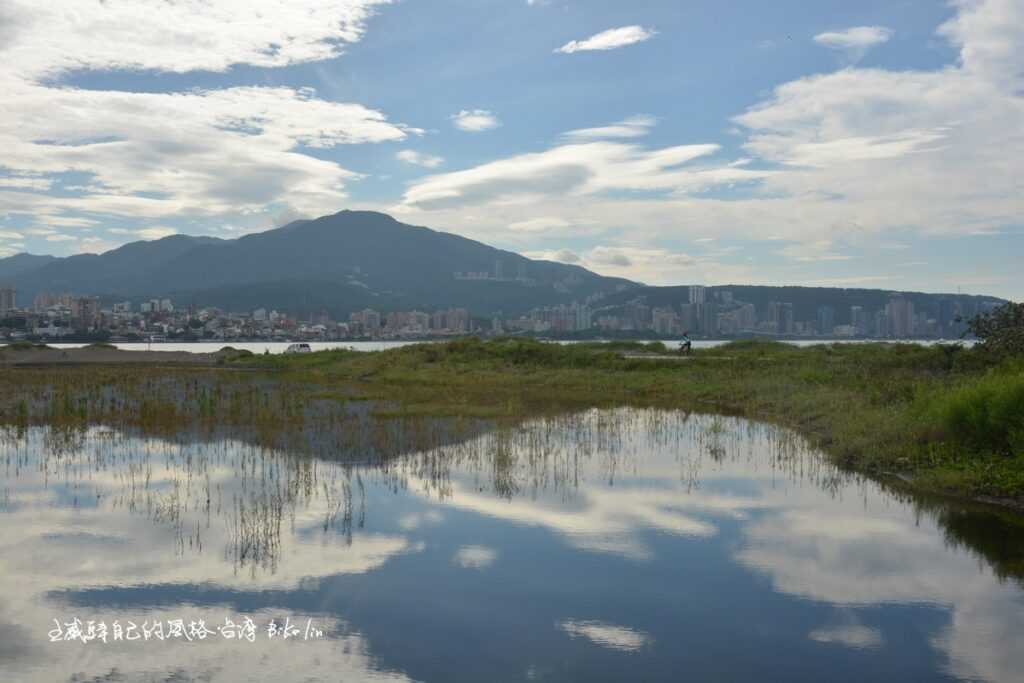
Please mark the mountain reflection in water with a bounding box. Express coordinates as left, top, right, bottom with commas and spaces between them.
1, 409, 1022, 683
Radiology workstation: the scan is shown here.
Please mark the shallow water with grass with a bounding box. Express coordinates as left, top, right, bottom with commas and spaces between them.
1, 409, 1022, 682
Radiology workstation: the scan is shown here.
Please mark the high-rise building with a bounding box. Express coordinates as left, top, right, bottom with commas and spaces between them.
366, 309, 382, 332
887, 298, 915, 338
701, 302, 720, 336
735, 303, 757, 331
409, 311, 430, 332
574, 303, 592, 331
850, 306, 869, 335
688, 285, 706, 305
816, 306, 835, 336
73, 297, 100, 328
679, 303, 698, 332
767, 301, 793, 334
0, 287, 15, 315
652, 307, 679, 335
781, 303, 794, 335
494, 260, 504, 280
446, 308, 469, 333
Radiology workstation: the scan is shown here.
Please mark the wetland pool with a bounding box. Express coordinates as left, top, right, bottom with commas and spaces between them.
1, 409, 1021, 682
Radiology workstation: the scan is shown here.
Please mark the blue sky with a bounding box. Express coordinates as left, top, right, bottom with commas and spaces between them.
0, 0, 1021, 299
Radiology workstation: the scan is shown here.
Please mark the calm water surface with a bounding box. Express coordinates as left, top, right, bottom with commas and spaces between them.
1, 410, 1021, 682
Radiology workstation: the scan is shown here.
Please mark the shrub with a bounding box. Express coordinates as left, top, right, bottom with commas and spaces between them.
967, 302, 1024, 357
927, 367, 1024, 456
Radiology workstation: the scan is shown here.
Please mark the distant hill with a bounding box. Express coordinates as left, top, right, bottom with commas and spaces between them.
0, 253, 58, 284
2, 211, 636, 316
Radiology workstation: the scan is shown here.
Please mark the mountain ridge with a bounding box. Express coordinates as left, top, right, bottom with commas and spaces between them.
1, 210, 636, 315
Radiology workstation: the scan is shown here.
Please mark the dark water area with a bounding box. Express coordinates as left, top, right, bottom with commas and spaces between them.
1, 410, 1021, 682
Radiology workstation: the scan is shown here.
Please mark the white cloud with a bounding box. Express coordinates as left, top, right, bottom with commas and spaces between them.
0, 83, 413, 226
777, 241, 852, 262
0, 0, 414, 240
562, 115, 657, 141
78, 236, 125, 254
588, 246, 695, 269
399, 138, 731, 209
2, 0, 391, 80
523, 248, 582, 264
45, 234, 77, 242
0, 176, 53, 191
109, 227, 179, 240
0, 230, 24, 239
508, 217, 572, 233
450, 109, 501, 132
813, 26, 893, 55
556, 25, 657, 54
397, 150, 445, 168
382, 1, 1022, 296
40, 216, 100, 228
734, 1, 1024, 240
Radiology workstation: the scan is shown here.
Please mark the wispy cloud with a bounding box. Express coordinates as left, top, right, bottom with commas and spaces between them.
562, 115, 656, 141
508, 217, 572, 233
109, 227, 179, 240
399, 137, 735, 210
813, 26, 893, 62
556, 26, 656, 54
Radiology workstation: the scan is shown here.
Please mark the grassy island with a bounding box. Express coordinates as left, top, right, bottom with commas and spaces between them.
2, 337, 1022, 507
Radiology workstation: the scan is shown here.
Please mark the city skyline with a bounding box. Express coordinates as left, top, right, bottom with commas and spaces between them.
0, 1, 1021, 300
2, 281, 995, 343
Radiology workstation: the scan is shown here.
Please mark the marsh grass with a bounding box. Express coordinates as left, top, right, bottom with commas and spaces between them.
234, 337, 1023, 501
1, 337, 1022, 501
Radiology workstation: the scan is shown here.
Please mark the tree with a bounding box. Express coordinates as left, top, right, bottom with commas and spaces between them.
967, 302, 1024, 356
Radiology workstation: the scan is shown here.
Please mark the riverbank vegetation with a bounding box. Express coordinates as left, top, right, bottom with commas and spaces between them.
231, 334, 1024, 502
1, 306, 1022, 506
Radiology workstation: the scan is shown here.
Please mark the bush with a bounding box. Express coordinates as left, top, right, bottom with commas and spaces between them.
928, 367, 1024, 456
968, 302, 1024, 357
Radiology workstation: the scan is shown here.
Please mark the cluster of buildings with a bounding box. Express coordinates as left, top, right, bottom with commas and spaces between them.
0, 287, 481, 341
569, 286, 983, 339
454, 259, 534, 284
0, 283, 991, 343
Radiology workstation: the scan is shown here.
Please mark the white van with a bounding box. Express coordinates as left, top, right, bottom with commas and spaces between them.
285, 343, 312, 354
